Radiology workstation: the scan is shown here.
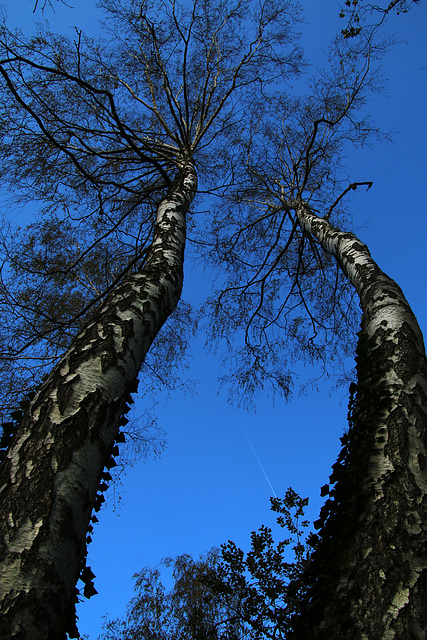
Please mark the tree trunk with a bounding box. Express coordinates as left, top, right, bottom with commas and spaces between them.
293, 205, 427, 639
0, 163, 197, 640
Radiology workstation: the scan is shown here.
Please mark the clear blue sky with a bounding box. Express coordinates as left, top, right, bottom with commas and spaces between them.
2, 1, 427, 638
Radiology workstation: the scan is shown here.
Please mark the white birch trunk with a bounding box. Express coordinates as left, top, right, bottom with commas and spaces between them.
293, 205, 427, 639
0, 163, 197, 639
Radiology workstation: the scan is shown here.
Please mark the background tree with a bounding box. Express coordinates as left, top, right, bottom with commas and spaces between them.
0, 1, 303, 637
211, 489, 313, 640
100, 550, 243, 640
99, 489, 313, 640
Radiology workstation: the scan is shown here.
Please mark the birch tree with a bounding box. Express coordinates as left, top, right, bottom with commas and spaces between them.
0, 1, 303, 637
206, 29, 427, 638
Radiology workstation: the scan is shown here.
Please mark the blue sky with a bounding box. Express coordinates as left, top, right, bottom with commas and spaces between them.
2, 1, 427, 638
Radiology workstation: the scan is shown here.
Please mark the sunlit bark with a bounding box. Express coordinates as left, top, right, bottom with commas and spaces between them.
0, 163, 197, 640
293, 205, 427, 639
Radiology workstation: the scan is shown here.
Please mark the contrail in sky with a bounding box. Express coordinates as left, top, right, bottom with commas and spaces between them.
239, 421, 277, 498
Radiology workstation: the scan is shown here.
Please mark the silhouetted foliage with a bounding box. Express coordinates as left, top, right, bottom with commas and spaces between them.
339, 0, 421, 37
99, 489, 314, 640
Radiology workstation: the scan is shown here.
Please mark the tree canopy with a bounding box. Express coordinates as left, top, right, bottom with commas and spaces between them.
202, 24, 387, 402
99, 489, 313, 640
0, 0, 303, 416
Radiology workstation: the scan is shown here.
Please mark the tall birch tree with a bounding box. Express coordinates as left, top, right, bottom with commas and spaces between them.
0, 1, 303, 637
206, 29, 427, 638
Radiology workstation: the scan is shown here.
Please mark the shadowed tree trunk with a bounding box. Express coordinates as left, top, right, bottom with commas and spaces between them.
292, 204, 427, 639
0, 164, 196, 640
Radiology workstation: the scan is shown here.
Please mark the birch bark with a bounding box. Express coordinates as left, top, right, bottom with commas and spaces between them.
0, 163, 197, 639
293, 205, 427, 639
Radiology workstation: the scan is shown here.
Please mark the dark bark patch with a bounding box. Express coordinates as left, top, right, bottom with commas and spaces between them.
56, 375, 81, 416
120, 317, 135, 353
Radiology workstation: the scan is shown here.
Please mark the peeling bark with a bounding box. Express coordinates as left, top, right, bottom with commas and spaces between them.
293, 206, 427, 639
0, 163, 197, 639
